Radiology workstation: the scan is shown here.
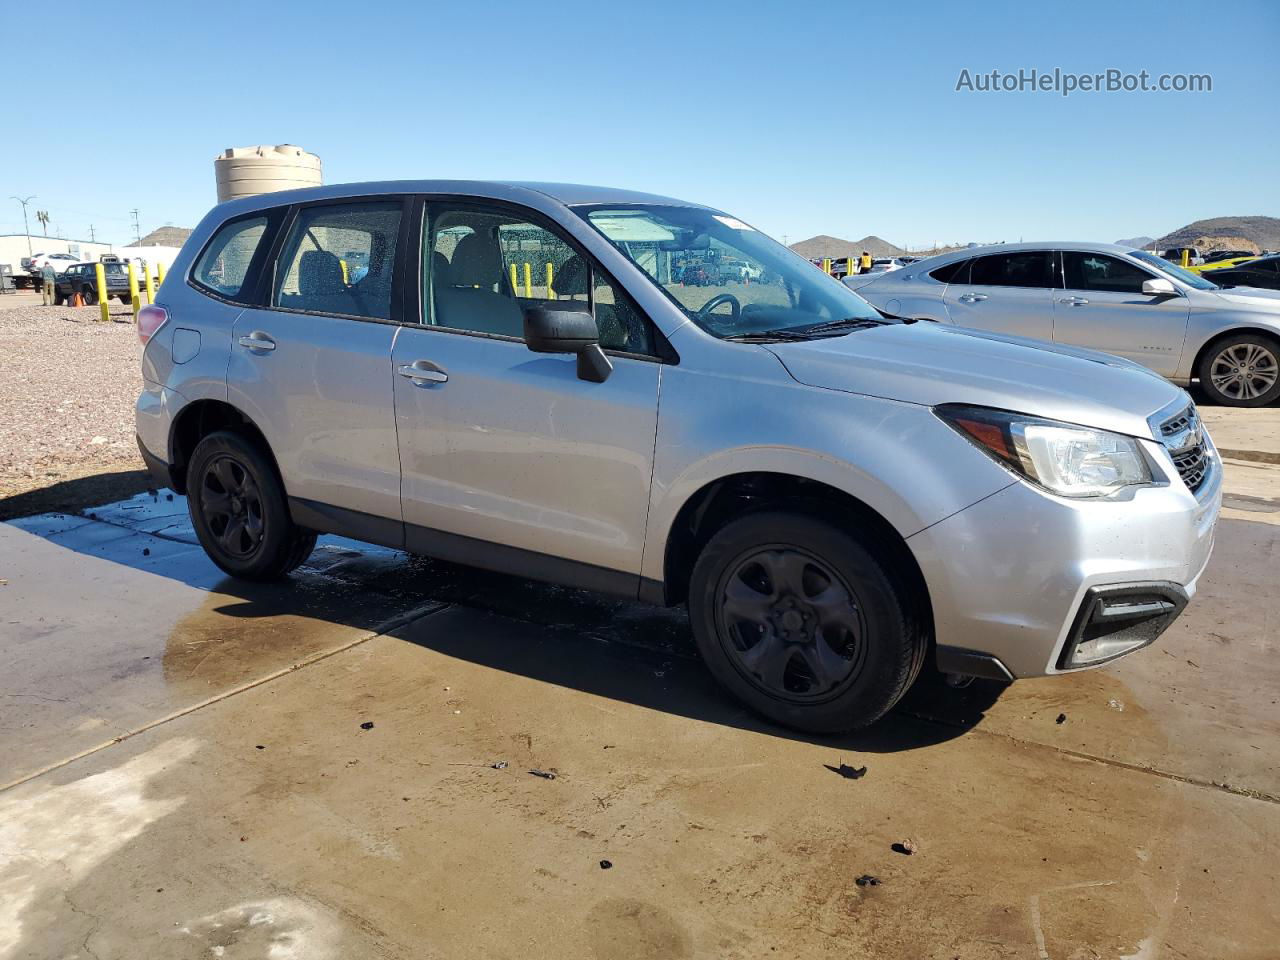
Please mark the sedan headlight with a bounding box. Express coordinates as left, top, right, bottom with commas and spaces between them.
935, 405, 1155, 499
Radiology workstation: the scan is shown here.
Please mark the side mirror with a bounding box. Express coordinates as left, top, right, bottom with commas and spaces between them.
1142, 277, 1177, 296
523, 304, 613, 383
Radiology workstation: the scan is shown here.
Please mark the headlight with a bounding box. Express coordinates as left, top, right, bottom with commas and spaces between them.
935, 405, 1155, 499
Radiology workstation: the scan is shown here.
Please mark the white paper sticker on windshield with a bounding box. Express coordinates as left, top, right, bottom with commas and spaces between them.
590, 216, 675, 242
713, 215, 755, 231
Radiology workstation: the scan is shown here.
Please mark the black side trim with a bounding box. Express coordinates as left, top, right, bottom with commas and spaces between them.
934, 645, 1015, 682
637, 577, 669, 606
286, 496, 644, 601
136, 435, 174, 491
288, 497, 405, 551
405, 523, 641, 600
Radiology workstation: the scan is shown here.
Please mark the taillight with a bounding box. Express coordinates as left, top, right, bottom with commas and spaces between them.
138, 304, 169, 345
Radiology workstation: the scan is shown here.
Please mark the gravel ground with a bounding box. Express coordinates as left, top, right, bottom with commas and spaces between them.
0, 304, 146, 507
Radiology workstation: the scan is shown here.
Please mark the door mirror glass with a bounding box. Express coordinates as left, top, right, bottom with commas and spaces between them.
1142, 277, 1177, 296
523, 303, 612, 383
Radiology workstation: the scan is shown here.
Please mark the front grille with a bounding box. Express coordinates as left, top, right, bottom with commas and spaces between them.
1159, 404, 1210, 494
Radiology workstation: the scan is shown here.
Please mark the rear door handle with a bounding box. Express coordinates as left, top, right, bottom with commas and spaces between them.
237, 332, 276, 351
958, 293, 988, 303
398, 360, 448, 384
1058, 296, 1090, 306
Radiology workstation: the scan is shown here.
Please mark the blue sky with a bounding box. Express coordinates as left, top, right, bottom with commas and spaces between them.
2, 0, 1276, 249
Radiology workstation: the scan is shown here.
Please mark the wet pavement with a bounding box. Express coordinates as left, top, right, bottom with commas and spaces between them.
2, 469, 1278, 958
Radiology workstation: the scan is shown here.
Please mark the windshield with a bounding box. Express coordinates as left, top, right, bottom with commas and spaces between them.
577, 204, 889, 339
1129, 250, 1218, 290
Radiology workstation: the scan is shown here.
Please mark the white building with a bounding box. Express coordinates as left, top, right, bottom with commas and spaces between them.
0, 233, 118, 272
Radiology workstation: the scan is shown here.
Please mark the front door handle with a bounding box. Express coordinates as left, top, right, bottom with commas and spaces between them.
1059, 296, 1090, 306
237, 332, 276, 351
958, 293, 989, 303
398, 360, 448, 384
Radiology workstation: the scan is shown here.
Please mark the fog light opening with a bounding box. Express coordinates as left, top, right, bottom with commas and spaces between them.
1059, 583, 1189, 670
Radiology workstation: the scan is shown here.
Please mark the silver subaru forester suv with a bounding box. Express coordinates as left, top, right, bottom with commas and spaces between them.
136, 181, 1221, 732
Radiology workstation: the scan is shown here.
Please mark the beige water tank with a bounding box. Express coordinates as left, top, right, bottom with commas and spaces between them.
214, 144, 322, 203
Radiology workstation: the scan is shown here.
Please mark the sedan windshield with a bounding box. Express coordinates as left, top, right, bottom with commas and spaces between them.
577, 205, 890, 339
1128, 250, 1218, 290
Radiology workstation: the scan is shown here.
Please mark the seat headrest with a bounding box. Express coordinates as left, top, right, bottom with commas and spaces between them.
432, 251, 450, 287
554, 255, 589, 297
298, 250, 346, 296
449, 231, 502, 288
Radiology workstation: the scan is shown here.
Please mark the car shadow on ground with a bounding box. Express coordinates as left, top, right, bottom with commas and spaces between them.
11, 488, 1011, 756
0, 467, 152, 521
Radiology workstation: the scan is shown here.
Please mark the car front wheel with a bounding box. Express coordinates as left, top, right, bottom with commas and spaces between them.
688, 512, 926, 732
187, 430, 316, 580
1198, 333, 1280, 407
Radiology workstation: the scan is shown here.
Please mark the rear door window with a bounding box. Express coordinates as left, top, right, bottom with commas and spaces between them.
192, 214, 272, 302
968, 252, 1052, 288
929, 259, 970, 284
273, 201, 403, 320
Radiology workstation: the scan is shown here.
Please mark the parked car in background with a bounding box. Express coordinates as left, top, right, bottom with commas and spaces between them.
24, 252, 78, 280
53, 261, 132, 305
864, 257, 906, 274
1188, 255, 1257, 275
845, 241, 1280, 406
1203, 249, 1256, 264
1161, 246, 1203, 266
1201, 254, 1280, 292
137, 181, 1219, 732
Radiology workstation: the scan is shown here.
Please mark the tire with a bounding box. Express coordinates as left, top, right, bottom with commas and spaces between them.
117, 294, 130, 304
81, 286, 97, 306
688, 511, 925, 733
186, 430, 316, 580
53, 288, 65, 305
1197, 332, 1280, 407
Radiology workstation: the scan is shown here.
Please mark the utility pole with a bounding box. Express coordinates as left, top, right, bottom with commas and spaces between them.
36, 209, 49, 237
10, 196, 35, 255
88, 224, 96, 242
131, 209, 141, 245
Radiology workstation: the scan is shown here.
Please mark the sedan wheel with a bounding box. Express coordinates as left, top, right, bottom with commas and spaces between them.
1200, 335, 1280, 407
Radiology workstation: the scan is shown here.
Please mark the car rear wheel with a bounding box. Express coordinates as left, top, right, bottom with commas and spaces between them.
81, 286, 97, 306
53, 288, 65, 305
1198, 333, 1280, 407
187, 430, 316, 580
688, 512, 925, 732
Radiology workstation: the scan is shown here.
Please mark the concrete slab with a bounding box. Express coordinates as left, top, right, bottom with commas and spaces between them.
1201, 405, 1280, 462
1, 608, 1276, 959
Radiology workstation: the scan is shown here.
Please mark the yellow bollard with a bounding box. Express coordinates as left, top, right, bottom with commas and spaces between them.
127, 262, 140, 320
510, 262, 519, 295
546, 262, 554, 299
157, 260, 166, 289
1181, 249, 1190, 268
846, 256, 854, 277
523, 262, 532, 298
144, 262, 156, 305
95, 263, 110, 323
822, 258, 831, 275
339, 259, 349, 284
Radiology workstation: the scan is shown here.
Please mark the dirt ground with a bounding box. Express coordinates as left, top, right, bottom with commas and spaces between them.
0, 303, 148, 514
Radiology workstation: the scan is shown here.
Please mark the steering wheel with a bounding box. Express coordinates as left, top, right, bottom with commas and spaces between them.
696, 293, 741, 327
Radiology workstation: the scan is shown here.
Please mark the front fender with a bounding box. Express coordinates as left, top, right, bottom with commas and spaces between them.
640, 357, 1014, 585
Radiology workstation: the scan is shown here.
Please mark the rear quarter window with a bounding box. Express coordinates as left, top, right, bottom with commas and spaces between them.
928, 259, 970, 284
191, 214, 273, 302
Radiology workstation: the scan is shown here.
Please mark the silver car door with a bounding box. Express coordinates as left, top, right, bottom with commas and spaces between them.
1053, 251, 1190, 376
940, 250, 1054, 341
393, 200, 660, 584
227, 198, 407, 529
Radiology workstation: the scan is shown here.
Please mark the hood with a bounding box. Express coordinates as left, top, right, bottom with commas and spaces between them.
766, 322, 1184, 438
1203, 285, 1280, 310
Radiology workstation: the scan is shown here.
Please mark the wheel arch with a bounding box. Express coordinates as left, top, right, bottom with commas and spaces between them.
656, 471, 933, 641
167, 399, 277, 495
1189, 323, 1280, 383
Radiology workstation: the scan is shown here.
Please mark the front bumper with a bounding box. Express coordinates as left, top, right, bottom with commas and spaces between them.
911, 444, 1221, 678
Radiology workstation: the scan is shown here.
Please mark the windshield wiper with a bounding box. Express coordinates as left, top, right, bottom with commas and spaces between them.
723, 329, 819, 342
795, 316, 889, 335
